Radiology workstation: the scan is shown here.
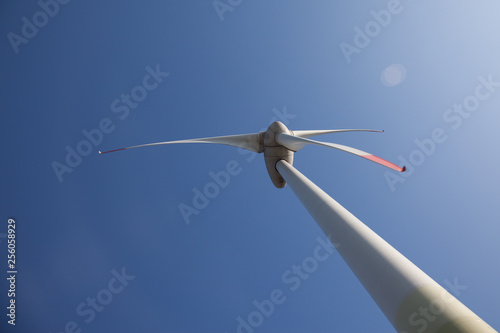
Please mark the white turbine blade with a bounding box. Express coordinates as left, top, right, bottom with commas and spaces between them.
99, 133, 263, 154
277, 133, 405, 172
293, 129, 383, 138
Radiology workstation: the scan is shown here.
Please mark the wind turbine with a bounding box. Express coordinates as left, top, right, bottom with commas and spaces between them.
100, 121, 497, 333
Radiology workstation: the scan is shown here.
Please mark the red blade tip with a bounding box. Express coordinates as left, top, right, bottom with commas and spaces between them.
363, 155, 405, 172
99, 148, 126, 154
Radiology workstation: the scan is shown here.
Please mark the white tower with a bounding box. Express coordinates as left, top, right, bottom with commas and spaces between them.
101, 121, 497, 332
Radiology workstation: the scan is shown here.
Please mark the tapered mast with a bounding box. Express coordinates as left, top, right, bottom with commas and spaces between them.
276, 160, 496, 333
101, 120, 497, 332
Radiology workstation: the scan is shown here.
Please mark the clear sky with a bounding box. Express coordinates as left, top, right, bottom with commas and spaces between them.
1, 1, 499, 332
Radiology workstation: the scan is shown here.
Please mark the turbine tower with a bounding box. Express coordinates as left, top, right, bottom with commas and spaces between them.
100, 121, 497, 333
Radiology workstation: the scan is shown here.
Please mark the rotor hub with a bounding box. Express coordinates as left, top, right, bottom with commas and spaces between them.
263, 121, 294, 188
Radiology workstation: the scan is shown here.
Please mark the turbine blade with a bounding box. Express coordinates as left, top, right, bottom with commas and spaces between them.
293, 129, 383, 139
277, 133, 405, 172
99, 132, 264, 154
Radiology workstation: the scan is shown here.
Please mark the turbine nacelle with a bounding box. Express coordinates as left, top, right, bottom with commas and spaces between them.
263, 121, 294, 188
99, 121, 405, 188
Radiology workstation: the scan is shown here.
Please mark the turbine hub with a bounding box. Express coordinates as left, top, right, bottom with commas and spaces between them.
263, 121, 294, 188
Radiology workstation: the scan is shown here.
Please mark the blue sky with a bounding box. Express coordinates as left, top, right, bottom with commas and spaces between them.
1, 1, 500, 332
